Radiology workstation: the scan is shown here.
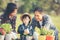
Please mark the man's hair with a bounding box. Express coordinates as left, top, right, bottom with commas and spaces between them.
34, 7, 43, 13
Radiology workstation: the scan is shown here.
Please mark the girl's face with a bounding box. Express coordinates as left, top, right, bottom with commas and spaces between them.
23, 17, 30, 26
10, 9, 17, 16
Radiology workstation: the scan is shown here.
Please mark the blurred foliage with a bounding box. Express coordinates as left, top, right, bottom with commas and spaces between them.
0, 0, 60, 15
52, 3, 60, 10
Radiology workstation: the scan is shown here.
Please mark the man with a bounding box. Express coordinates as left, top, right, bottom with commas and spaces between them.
31, 7, 58, 40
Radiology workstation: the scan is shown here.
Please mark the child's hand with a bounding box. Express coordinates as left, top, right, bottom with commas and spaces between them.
24, 29, 29, 35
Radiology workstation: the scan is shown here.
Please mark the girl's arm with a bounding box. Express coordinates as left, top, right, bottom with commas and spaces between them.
18, 25, 24, 35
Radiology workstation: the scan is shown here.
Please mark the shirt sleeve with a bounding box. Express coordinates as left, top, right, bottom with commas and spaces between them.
0, 16, 1, 24
0, 15, 4, 24
29, 26, 34, 36
18, 25, 24, 35
43, 15, 56, 30
31, 18, 36, 29
12, 16, 16, 29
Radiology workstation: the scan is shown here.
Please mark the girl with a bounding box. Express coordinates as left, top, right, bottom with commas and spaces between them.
18, 13, 33, 40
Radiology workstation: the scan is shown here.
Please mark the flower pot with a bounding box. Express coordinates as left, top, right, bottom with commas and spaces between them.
5, 34, 12, 40
0, 35, 5, 40
46, 35, 55, 40
38, 35, 46, 40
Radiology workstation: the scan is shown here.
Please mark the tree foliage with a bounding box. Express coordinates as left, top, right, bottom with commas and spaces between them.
0, 0, 60, 15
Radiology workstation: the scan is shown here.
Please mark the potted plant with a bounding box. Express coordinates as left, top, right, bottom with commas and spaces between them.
1, 23, 12, 40
38, 27, 48, 40
35, 27, 47, 40
40, 27, 55, 40
46, 30, 55, 40
35, 27, 55, 40
0, 28, 6, 40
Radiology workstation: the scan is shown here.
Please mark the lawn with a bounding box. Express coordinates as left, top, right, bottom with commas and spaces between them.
51, 15, 60, 40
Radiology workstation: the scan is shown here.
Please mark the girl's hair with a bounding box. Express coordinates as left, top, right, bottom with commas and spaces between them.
2, 3, 17, 18
21, 14, 31, 23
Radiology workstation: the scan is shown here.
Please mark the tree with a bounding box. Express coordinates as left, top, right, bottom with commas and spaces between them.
16, 0, 60, 15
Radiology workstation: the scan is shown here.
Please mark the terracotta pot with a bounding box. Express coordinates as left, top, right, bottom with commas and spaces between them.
46, 35, 55, 40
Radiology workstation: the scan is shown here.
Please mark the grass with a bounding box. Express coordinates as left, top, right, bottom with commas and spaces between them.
51, 15, 60, 40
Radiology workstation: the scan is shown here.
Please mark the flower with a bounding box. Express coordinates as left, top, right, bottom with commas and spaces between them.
0, 28, 6, 35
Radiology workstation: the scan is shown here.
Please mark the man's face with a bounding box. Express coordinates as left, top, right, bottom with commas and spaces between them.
34, 11, 43, 21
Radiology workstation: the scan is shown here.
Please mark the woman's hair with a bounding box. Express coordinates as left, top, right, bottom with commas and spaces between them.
2, 3, 17, 18
34, 7, 43, 13
21, 14, 31, 23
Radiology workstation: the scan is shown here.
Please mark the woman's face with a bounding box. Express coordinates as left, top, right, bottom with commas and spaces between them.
34, 11, 43, 21
23, 17, 30, 25
10, 9, 17, 16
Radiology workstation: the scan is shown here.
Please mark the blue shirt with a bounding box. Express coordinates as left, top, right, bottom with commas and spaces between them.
18, 23, 33, 36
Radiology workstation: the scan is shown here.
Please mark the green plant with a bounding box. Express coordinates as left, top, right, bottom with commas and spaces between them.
34, 27, 54, 35
35, 27, 41, 34
1, 23, 12, 34
40, 28, 48, 35
47, 30, 54, 35
40, 28, 54, 35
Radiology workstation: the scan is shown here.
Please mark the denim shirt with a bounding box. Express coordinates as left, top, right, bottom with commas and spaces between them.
18, 23, 33, 36
31, 14, 56, 30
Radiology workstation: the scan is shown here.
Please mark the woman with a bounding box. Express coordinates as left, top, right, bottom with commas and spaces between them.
0, 3, 17, 32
